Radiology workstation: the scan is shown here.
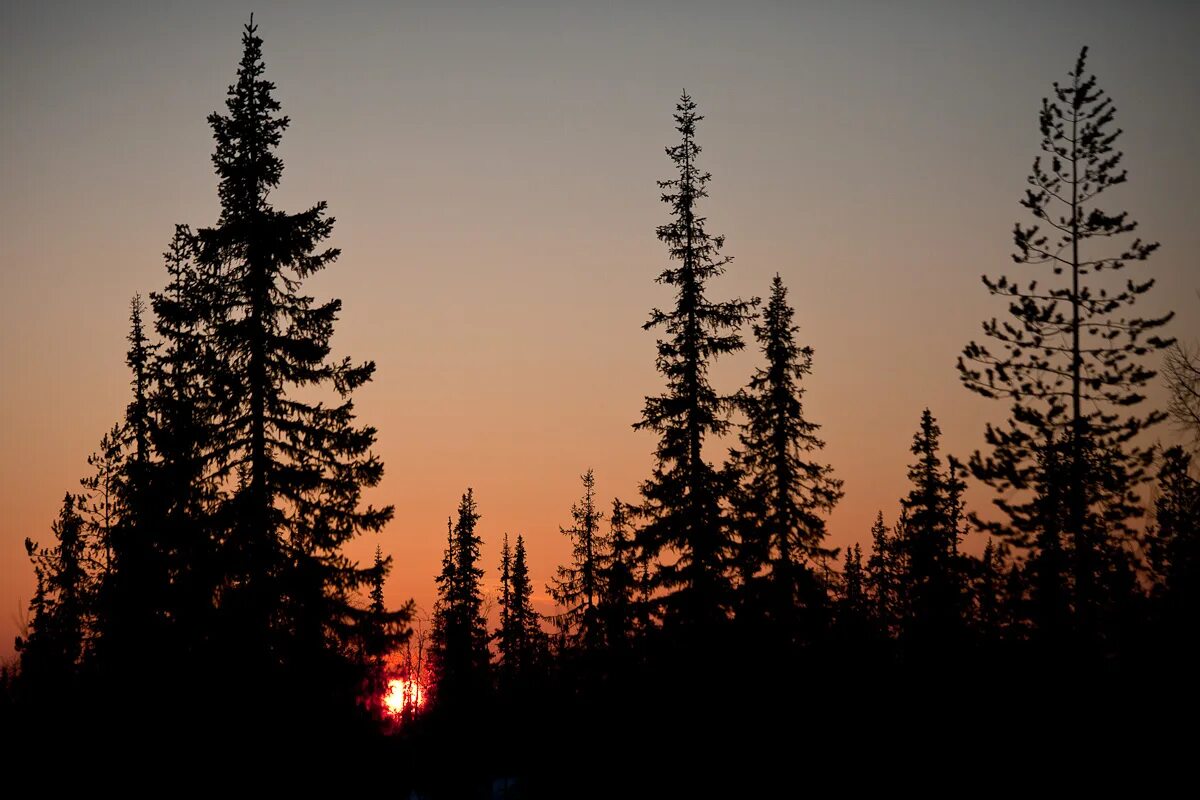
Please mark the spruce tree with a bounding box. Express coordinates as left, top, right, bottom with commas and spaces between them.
865, 511, 900, 638
599, 499, 638, 654
837, 544, 869, 636
1145, 447, 1200, 641
149, 224, 219, 659
97, 298, 162, 671
496, 533, 516, 686
18, 494, 91, 694
509, 534, 542, 681
548, 469, 606, 651
896, 410, 968, 648
193, 19, 394, 684
729, 274, 842, 630
958, 47, 1174, 642
430, 490, 490, 709
78, 424, 126, 580
635, 92, 757, 631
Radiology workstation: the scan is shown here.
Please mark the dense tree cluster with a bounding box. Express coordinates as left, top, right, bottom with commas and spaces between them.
6, 23, 1194, 789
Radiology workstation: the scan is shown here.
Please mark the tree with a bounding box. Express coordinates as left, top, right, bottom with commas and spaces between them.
599, 499, 638, 654
430, 490, 490, 709
729, 274, 842, 631
1164, 340, 1200, 442
496, 533, 515, 685
865, 511, 900, 638
837, 544, 869, 636
98, 296, 164, 669
17, 494, 92, 694
192, 18, 394, 684
548, 469, 606, 651
509, 535, 542, 681
149, 224, 220, 657
896, 410, 968, 648
78, 424, 126, 580
957, 47, 1173, 641
634, 92, 757, 631
1145, 447, 1200, 638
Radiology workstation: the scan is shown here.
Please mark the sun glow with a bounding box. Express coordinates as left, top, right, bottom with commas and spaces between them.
383, 677, 425, 717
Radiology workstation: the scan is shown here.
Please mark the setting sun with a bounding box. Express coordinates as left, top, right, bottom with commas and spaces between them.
383, 678, 425, 717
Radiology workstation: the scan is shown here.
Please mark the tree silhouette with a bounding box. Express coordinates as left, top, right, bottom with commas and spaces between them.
836, 544, 869, 638
896, 410, 968, 649
17, 494, 91, 696
598, 499, 638, 655
191, 18, 395, 686
635, 92, 757, 632
97, 296, 163, 672
430, 490, 490, 710
957, 47, 1173, 642
1165, 340, 1200, 442
548, 469, 606, 652
1145, 447, 1200, 654
729, 274, 842, 635
148, 224, 220, 663
865, 511, 900, 639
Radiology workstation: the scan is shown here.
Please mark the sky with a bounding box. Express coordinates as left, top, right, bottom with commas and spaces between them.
2, 0, 1198, 659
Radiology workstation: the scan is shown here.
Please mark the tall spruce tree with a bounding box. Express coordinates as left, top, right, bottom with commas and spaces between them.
509, 534, 542, 682
729, 274, 842, 630
548, 469, 606, 651
496, 533, 516, 686
635, 92, 757, 631
193, 19, 394, 683
97, 297, 162, 671
958, 47, 1174, 642
149, 224, 220, 658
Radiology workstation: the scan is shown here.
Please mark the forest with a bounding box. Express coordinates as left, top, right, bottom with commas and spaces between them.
3, 18, 1197, 792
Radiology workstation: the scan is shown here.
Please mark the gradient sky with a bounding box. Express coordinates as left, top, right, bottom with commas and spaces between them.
2, 1, 1198, 659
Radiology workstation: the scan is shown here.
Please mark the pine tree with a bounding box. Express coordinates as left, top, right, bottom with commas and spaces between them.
496, 533, 515, 686
96, 298, 162, 670
365, 545, 388, 664
729, 274, 842, 630
78, 423, 126, 579
896, 410, 968, 648
548, 469, 606, 651
430, 490, 490, 709
1145, 447, 1200, 638
976, 538, 1009, 645
17, 494, 91, 694
509, 534, 542, 681
149, 224, 219, 659
599, 499, 638, 654
865, 511, 899, 638
635, 92, 757, 631
958, 47, 1174, 642
838, 544, 869, 635
193, 18, 394, 685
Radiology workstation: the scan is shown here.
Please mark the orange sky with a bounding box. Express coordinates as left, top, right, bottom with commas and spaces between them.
2, 1, 1198, 659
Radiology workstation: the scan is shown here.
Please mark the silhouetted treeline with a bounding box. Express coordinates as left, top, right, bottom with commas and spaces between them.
6, 21, 1197, 792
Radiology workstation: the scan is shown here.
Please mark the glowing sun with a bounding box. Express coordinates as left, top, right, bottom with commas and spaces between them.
383, 677, 425, 716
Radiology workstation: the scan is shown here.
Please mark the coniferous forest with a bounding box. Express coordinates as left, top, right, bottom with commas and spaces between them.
3, 15, 1199, 794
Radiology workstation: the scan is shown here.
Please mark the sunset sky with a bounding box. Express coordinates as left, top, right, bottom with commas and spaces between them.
2, 0, 1198, 659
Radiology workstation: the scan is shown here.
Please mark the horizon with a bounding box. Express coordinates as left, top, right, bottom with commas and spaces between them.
3, 0, 1198, 662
